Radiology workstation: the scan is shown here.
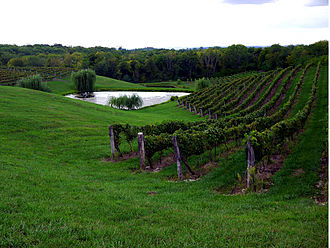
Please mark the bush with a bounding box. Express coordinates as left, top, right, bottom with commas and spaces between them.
108, 94, 143, 110
71, 69, 96, 93
195, 77, 210, 90
170, 96, 178, 101
18, 74, 51, 92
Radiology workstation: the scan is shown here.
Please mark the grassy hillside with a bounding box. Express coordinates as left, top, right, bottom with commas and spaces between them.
47, 76, 147, 95
0, 65, 328, 247
47, 76, 192, 95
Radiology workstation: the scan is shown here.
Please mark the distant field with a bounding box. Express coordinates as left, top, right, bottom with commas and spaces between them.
139, 81, 196, 90
47, 76, 146, 95
47, 76, 192, 95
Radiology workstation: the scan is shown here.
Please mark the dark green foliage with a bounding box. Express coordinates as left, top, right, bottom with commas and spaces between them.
170, 96, 178, 101
195, 77, 210, 90
71, 69, 96, 93
108, 94, 143, 110
18, 74, 50, 92
0, 41, 327, 83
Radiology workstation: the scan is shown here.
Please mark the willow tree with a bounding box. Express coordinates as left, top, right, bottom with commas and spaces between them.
71, 69, 96, 94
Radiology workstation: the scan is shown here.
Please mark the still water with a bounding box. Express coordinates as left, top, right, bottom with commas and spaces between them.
65, 91, 190, 108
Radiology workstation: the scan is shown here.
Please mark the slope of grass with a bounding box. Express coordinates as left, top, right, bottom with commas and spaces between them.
47, 76, 146, 95
47, 76, 192, 95
140, 80, 196, 90
0, 64, 328, 247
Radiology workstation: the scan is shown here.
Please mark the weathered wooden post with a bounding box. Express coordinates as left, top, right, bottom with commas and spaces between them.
138, 132, 146, 170
109, 125, 115, 159
214, 113, 218, 120
173, 135, 183, 179
200, 108, 203, 116
246, 140, 255, 187
193, 105, 197, 113
208, 108, 211, 119
189, 103, 192, 112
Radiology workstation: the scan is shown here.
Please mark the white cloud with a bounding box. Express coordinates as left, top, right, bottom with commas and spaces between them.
305, 0, 328, 6
0, 0, 328, 48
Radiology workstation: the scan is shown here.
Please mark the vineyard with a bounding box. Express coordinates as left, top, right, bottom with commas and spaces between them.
0, 60, 328, 247
108, 60, 327, 187
0, 66, 77, 86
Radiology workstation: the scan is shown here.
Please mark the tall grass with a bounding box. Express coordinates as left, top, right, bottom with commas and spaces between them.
18, 74, 50, 92
108, 94, 143, 110
195, 77, 210, 90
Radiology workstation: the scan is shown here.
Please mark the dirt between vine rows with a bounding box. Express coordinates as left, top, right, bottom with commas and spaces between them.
246, 77, 273, 108
102, 152, 139, 162
145, 153, 176, 172
230, 153, 284, 194
232, 82, 258, 110
284, 70, 309, 118
259, 70, 290, 110
313, 151, 328, 205
267, 69, 300, 116
230, 127, 307, 195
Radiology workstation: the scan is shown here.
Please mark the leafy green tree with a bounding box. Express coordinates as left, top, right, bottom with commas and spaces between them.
108, 94, 143, 110
71, 69, 96, 93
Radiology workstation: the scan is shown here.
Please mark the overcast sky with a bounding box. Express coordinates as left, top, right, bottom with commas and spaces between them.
0, 0, 328, 49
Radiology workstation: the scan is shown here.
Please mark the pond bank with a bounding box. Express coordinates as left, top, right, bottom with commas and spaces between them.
65, 91, 190, 108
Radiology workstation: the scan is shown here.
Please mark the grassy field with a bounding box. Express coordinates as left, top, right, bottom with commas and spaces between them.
0, 66, 328, 247
139, 80, 196, 90
47, 76, 193, 95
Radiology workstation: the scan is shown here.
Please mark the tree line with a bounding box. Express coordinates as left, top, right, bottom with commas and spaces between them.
0, 41, 327, 82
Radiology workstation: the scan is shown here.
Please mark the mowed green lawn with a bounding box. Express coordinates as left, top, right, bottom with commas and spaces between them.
0, 66, 328, 247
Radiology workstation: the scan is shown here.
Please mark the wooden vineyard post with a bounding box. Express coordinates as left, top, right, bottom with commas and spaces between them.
138, 132, 146, 170
173, 135, 183, 180
200, 108, 203, 116
189, 103, 192, 112
109, 125, 115, 159
246, 140, 255, 187
193, 105, 197, 114
214, 113, 218, 120
208, 108, 211, 119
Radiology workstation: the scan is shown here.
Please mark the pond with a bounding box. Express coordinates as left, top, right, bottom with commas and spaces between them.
65, 91, 190, 108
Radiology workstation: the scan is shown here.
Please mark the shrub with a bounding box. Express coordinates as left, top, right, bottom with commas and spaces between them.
108, 94, 143, 110
170, 96, 178, 101
71, 69, 96, 93
18, 74, 51, 92
195, 77, 210, 90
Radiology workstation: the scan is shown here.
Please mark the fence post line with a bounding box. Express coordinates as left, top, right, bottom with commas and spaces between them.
109, 125, 115, 159
138, 132, 146, 170
173, 135, 183, 180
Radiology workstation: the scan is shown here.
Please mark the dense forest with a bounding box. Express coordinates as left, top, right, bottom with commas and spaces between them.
0, 41, 327, 82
